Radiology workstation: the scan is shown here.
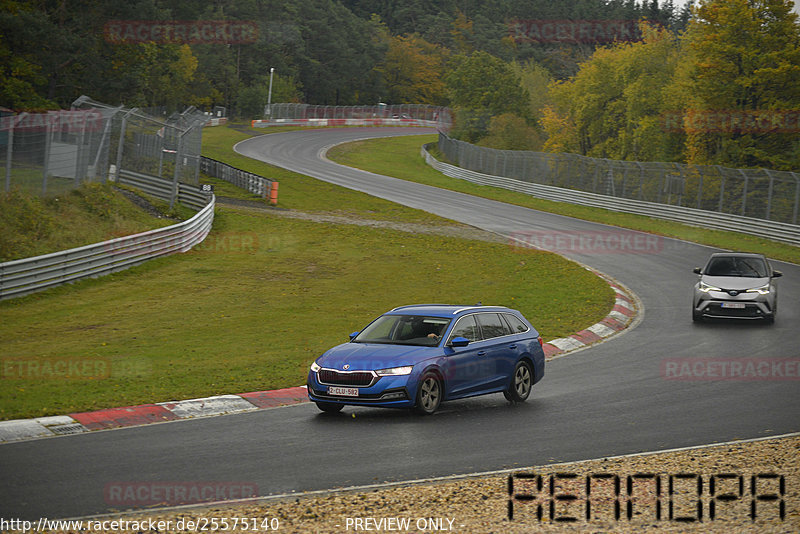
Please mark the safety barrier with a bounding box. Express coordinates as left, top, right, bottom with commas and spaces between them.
0, 171, 214, 301
421, 144, 800, 247
251, 118, 439, 128
199, 156, 277, 204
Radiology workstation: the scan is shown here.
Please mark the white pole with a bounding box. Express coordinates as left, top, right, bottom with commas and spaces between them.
267, 67, 275, 118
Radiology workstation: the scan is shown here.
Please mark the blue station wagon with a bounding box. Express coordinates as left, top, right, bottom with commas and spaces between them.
307, 304, 545, 415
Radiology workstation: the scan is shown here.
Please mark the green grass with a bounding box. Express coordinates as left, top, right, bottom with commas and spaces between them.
327, 136, 800, 264
0, 206, 612, 420
0, 183, 173, 262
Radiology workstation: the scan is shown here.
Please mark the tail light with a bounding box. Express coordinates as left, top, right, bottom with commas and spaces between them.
537, 336, 543, 347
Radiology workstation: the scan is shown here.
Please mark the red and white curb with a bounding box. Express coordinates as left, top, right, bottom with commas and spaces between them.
0, 387, 308, 444
542, 270, 640, 360
0, 275, 641, 444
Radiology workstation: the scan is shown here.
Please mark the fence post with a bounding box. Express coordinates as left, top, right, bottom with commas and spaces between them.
696, 165, 703, 210
762, 169, 775, 220
76, 110, 86, 187
170, 129, 184, 210
739, 169, 749, 216
42, 115, 52, 195
637, 162, 644, 200
4, 114, 15, 192
793, 172, 799, 225
716, 166, 725, 213
116, 108, 137, 180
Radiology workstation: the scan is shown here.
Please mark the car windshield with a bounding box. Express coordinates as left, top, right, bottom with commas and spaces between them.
705, 256, 768, 278
353, 315, 451, 346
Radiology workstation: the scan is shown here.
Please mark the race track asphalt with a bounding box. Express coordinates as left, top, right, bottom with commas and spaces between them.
1, 128, 797, 520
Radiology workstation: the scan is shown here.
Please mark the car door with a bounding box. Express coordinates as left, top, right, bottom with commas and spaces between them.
443, 314, 490, 398
474, 312, 519, 391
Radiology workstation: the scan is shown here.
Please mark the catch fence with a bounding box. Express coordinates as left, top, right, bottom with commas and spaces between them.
2, 96, 208, 207
437, 133, 800, 225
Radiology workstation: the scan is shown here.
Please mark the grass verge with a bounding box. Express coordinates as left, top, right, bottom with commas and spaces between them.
0, 183, 173, 262
327, 136, 800, 265
0, 206, 612, 420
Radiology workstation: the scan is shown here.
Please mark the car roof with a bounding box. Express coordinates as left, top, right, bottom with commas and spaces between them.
707, 252, 766, 259
386, 304, 512, 317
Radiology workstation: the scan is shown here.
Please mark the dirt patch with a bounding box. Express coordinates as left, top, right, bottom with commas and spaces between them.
216, 197, 505, 243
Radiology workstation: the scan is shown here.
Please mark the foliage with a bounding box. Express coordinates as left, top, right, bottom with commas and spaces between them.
680, 0, 800, 170
542, 23, 684, 161
377, 33, 449, 105
446, 51, 531, 142
478, 113, 544, 151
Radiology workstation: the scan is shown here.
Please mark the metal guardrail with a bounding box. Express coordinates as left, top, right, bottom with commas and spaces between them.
0, 171, 214, 301
421, 144, 800, 247
200, 156, 273, 199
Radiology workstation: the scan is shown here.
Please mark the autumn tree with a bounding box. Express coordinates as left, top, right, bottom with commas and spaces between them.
378, 34, 448, 105
542, 23, 684, 161
680, 0, 800, 170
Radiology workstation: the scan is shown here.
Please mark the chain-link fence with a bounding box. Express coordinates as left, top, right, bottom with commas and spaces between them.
0, 107, 120, 196
267, 103, 451, 128
73, 96, 206, 195
438, 133, 800, 225
1, 96, 207, 203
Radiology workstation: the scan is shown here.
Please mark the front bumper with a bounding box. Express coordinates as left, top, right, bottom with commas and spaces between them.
694, 291, 774, 320
306, 370, 415, 408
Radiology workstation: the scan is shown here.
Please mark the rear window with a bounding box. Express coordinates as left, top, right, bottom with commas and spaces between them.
503, 313, 529, 334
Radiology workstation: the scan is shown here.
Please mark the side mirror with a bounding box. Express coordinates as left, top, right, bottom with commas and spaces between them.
349, 331, 359, 341
449, 336, 470, 348
773, 270, 783, 278
693, 267, 702, 274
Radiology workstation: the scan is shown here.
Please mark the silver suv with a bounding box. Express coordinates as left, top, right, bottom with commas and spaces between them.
692, 253, 782, 323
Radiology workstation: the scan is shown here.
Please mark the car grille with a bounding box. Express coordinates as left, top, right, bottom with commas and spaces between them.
705, 303, 761, 317
318, 369, 375, 387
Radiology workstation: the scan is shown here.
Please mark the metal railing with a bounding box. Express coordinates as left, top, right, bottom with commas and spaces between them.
422, 142, 800, 247
0, 171, 214, 301
265, 103, 452, 130
200, 156, 273, 198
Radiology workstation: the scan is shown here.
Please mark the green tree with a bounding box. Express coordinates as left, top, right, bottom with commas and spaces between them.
377, 34, 448, 105
681, 0, 800, 170
446, 51, 531, 142
542, 23, 684, 161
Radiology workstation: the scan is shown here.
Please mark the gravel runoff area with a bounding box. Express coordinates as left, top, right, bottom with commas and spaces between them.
42, 434, 797, 534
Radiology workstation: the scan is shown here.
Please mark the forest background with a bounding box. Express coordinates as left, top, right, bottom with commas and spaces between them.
2, 0, 798, 170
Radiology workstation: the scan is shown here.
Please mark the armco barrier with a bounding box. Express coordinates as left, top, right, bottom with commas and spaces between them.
200, 156, 274, 201
421, 144, 800, 247
0, 171, 214, 301
251, 118, 439, 128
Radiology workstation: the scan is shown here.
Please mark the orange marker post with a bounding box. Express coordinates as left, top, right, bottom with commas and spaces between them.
269, 181, 279, 205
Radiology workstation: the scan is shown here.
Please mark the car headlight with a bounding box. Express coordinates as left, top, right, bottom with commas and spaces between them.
746, 284, 770, 295
310, 361, 321, 372
375, 366, 413, 376
699, 281, 721, 293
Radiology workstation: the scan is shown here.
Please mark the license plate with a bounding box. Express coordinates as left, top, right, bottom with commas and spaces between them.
721, 302, 746, 309
328, 386, 359, 397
